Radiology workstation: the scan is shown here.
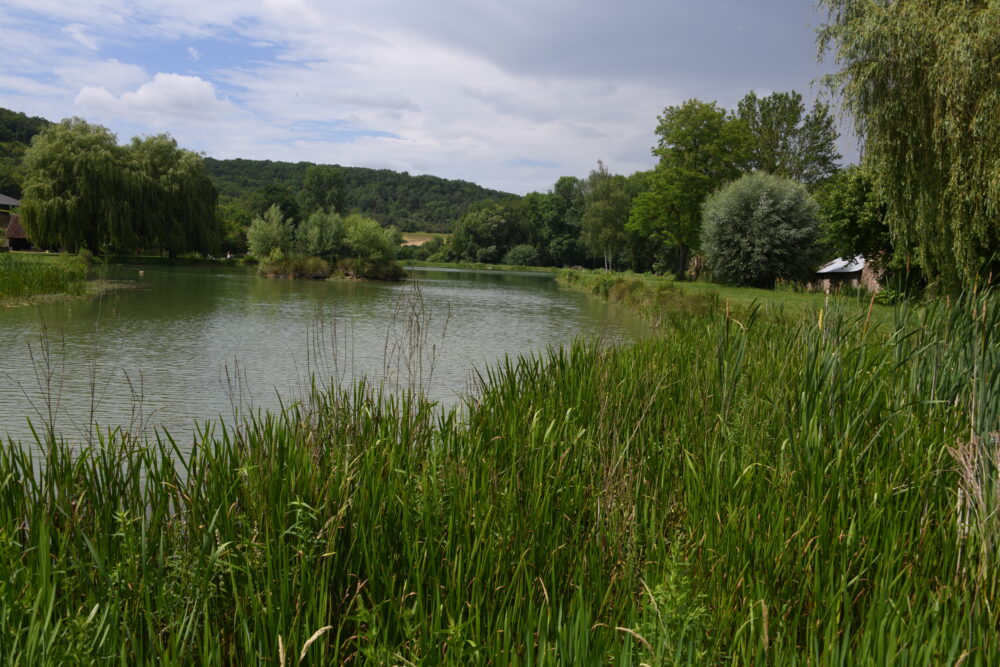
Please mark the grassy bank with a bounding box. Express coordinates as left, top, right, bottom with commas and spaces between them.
1, 280, 996, 662
407, 259, 559, 273
0, 252, 88, 305
557, 268, 893, 322
105, 254, 247, 268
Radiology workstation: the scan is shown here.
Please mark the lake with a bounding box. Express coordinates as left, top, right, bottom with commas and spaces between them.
0, 265, 641, 446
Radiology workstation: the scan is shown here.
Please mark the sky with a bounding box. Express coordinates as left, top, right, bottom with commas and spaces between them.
0, 0, 854, 195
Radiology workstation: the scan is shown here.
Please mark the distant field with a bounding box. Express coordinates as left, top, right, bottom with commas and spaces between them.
401, 232, 451, 246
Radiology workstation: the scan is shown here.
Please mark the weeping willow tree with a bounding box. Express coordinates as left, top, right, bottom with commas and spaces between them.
19, 119, 138, 252
130, 135, 218, 256
818, 0, 1000, 290
19, 120, 218, 255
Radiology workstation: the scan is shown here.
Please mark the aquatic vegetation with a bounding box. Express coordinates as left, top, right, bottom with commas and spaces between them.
0, 252, 87, 303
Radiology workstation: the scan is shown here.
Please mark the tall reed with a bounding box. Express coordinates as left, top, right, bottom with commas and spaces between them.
0, 253, 88, 302
0, 282, 995, 663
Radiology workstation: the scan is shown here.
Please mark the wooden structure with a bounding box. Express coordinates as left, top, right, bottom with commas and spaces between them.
816, 255, 883, 293
0, 193, 19, 235
4, 214, 29, 251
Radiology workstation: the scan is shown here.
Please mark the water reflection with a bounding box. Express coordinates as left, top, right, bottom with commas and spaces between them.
0, 266, 641, 446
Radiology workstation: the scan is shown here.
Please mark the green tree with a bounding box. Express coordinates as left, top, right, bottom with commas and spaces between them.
447, 201, 528, 263
246, 204, 294, 260
130, 134, 219, 256
581, 161, 630, 270
627, 168, 693, 275
0, 143, 27, 199
242, 184, 300, 225
546, 176, 587, 266
736, 91, 841, 186
301, 164, 346, 215
701, 172, 821, 288
295, 210, 345, 260
816, 165, 890, 261
627, 100, 750, 278
502, 244, 540, 267
19, 118, 135, 252
818, 0, 1000, 289
218, 197, 254, 254
343, 214, 400, 264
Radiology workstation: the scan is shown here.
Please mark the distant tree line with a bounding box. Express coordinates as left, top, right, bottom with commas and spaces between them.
205, 157, 512, 250
429, 89, 862, 289
18, 119, 218, 255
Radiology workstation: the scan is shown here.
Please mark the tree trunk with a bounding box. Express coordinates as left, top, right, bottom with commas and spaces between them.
674, 245, 689, 281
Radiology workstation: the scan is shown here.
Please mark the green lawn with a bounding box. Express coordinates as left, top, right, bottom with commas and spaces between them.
558, 268, 891, 319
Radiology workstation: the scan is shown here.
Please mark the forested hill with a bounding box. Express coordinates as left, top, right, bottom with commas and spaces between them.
0, 106, 513, 232
204, 157, 513, 232
0, 108, 53, 198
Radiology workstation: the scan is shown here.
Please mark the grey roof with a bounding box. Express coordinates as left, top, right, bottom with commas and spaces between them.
817, 255, 865, 274
0, 194, 20, 208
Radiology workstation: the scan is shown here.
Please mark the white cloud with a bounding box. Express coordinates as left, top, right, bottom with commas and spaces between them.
75, 73, 236, 125
187, 46, 201, 61
0, 74, 66, 98
54, 59, 148, 95
62, 23, 99, 50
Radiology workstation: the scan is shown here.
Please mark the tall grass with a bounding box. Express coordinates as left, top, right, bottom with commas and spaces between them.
0, 253, 88, 302
0, 285, 996, 663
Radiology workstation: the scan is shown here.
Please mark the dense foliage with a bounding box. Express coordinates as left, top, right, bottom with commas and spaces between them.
581, 161, 630, 270
246, 205, 294, 260
247, 204, 402, 280
819, 0, 1000, 290
0, 108, 52, 199
817, 165, 891, 262
701, 172, 821, 287
204, 157, 512, 234
737, 91, 841, 186
629, 101, 749, 277
19, 119, 218, 255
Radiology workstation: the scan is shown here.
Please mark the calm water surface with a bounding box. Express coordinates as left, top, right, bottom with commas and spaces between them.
1, 265, 641, 445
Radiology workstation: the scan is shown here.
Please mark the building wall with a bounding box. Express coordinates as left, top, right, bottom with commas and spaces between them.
861, 263, 884, 293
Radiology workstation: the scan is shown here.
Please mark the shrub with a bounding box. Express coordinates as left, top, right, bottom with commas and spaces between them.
336, 257, 406, 281
258, 250, 331, 279
295, 210, 345, 260
701, 172, 821, 288
343, 214, 399, 264
246, 205, 293, 260
502, 244, 540, 267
